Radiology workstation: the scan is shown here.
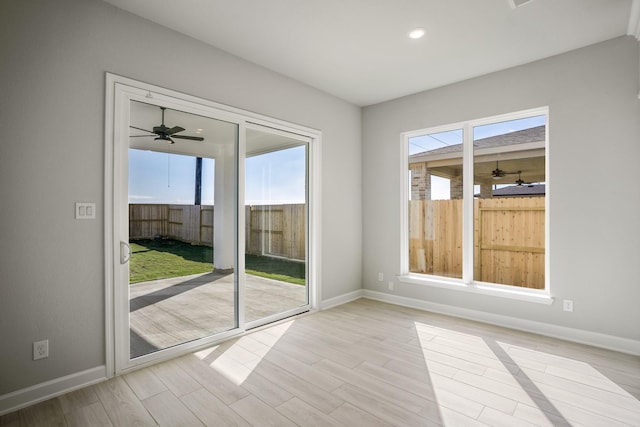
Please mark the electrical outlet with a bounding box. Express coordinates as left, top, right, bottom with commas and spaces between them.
33, 340, 49, 360
388, 281, 394, 291
563, 300, 574, 312
378, 272, 384, 282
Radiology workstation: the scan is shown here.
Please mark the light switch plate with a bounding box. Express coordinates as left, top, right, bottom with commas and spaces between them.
75, 202, 96, 219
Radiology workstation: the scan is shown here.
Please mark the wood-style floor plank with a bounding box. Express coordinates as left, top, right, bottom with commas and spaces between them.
440, 406, 492, 427
232, 368, 293, 408
142, 390, 204, 427
252, 359, 344, 414
229, 395, 297, 427
172, 354, 250, 405
56, 387, 100, 415
93, 377, 157, 426
275, 397, 344, 427
513, 402, 573, 427
478, 406, 540, 427
332, 383, 439, 427
315, 358, 435, 415
123, 367, 167, 401
18, 399, 65, 427
149, 359, 201, 398
261, 346, 344, 392
0, 411, 20, 427
3, 299, 639, 427
180, 388, 250, 427
329, 402, 394, 427
64, 402, 113, 427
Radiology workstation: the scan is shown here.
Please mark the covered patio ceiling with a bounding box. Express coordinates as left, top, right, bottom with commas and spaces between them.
128, 101, 303, 159
410, 126, 546, 186
423, 153, 546, 186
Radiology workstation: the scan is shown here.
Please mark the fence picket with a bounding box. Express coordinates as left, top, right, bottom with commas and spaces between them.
409, 197, 545, 289
130, 204, 306, 261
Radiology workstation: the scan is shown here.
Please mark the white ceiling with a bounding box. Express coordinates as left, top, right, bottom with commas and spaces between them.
105, 0, 638, 106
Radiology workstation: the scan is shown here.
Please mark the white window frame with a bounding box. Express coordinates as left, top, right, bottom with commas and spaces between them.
399, 107, 552, 304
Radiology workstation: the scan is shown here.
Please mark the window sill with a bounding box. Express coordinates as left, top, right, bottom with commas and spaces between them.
397, 274, 554, 305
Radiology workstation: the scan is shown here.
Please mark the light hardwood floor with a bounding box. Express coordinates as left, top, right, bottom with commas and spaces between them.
2, 299, 639, 426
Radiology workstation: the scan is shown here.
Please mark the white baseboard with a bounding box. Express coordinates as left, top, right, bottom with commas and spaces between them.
320, 289, 363, 310
0, 366, 106, 416
4, 289, 638, 416
362, 290, 640, 356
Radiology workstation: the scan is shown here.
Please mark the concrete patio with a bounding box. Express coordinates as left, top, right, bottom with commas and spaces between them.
129, 271, 307, 358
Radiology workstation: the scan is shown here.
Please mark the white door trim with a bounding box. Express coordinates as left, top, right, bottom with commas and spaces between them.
104, 73, 322, 376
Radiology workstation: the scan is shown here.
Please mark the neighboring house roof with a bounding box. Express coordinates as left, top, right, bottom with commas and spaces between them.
410, 125, 545, 158
486, 184, 545, 197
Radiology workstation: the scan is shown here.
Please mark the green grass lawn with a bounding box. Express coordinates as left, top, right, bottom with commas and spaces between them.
129, 239, 305, 285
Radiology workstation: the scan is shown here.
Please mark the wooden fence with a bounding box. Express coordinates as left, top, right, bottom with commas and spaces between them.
409, 197, 545, 289
246, 205, 306, 261
129, 204, 306, 261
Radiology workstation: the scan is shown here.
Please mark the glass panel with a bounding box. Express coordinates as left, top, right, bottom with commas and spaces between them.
245, 128, 308, 323
473, 115, 546, 289
128, 100, 238, 359
408, 129, 463, 278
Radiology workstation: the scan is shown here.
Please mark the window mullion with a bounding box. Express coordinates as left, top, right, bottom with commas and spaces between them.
462, 124, 475, 284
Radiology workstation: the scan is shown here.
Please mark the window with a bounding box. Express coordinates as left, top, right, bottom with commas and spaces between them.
402, 108, 548, 299
408, 127, 464, 278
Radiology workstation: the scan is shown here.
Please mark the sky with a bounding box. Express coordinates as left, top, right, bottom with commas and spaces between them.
129, 145, 307, 205
408, 115, 546, 155
408, 115, 546, 200
130, 115, 544, 205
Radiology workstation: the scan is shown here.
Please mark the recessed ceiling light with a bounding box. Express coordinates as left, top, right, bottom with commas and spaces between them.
196, 128, 203, 133
408, 28, 425, 39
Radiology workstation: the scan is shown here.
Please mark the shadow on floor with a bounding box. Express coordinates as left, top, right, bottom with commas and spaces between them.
129, 271, 227, 313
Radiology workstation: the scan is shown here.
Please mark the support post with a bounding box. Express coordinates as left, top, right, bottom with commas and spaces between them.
213, 147, 235, 272
194, 157, 202, 205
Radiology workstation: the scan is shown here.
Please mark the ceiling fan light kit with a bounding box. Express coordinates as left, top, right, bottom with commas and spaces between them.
155, 135, 174, 144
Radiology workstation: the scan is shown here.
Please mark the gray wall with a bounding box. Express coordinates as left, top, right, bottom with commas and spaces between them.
0, 0, 362, 394
362, 36, 640, 342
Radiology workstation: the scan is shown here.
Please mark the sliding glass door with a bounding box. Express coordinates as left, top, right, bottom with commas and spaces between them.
126, 100, 239, 360
244, 125, 310, 327
108, 76, 318, 374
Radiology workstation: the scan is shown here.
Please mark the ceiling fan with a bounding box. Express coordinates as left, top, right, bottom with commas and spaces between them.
515, 171, 535, 187
491, 160, 520, 179
130, 107, 204, 144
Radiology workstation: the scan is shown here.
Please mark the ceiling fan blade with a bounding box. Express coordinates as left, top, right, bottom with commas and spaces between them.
130, 126, 155, 134
172, 134, 205, 141
129, 135, 155, 138
165, 126, 186, 135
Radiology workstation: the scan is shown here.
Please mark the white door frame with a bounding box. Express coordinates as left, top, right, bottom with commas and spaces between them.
104, 73, 321, 376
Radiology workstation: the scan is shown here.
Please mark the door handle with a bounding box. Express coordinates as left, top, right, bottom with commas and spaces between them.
120, 241, 131, 264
